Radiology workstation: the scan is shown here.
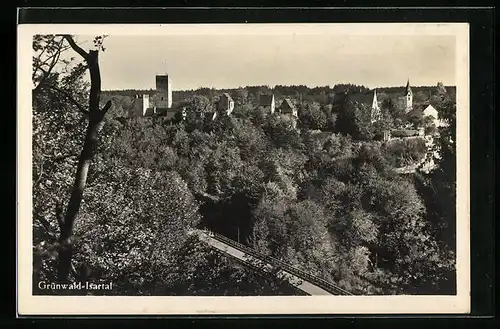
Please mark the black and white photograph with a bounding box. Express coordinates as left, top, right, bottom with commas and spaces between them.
18, 22, 470, 315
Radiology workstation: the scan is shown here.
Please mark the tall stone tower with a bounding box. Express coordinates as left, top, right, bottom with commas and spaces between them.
404, 79, 413, 112
155, 74, 172, 109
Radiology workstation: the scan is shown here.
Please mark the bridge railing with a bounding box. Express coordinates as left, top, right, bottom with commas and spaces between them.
212, 243, 308, 296
200, 229, 353, 296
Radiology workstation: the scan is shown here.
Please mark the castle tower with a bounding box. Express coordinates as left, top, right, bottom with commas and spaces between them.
129, 94, 151, 117
155, 74, 172, 109
405, 79, 413, 112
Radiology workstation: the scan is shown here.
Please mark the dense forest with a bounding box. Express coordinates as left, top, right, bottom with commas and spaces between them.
32, 35, 457, 296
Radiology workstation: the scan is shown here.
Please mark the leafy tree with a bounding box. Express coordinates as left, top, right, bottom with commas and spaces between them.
381, 98, 405, 123
414, 97, 456, 294
33, 34, 112, 284
284, 200, 335, 275
164, 236, 299, 296
298, 102, 327, 130
321, 104, 336, 130
332, 84, 369, 94
250, 106, 269, 127
232, 119, 269, 162
407, 112, 424, 129
233, 88, 249, 105
334, 99, 377, 140
383, 138, 427, 167
72, 166, 200, 294
436, 82, 448, 98
251, 184, 289, 258
49, 69, 458, 296
263, 114, 302, 149
205, 141, 243, 198
232, 103, 254, 120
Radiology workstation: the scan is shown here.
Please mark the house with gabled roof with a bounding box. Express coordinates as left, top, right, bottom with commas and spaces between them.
280, 98, 298, 117
217, 93, 235, 116
278, 98, 299, 128
423, 104, 438, 123
406, 103, 444, 129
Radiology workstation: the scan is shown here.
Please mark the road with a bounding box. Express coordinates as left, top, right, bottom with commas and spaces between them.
190, 230, 333, 295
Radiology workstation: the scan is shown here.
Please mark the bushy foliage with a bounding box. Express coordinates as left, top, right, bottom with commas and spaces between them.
383, 138, 427, 167
33, 37, 456, 296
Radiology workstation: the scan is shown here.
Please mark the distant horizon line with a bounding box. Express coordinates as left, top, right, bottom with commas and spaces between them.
103, 82, 456, 93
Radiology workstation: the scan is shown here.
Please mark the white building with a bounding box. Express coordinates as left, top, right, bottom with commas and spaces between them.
217, 93, 235, 115
404, 79, 413, 112
129, 94, 151, 117
371, 89, 381, 123
422, 104, 444, 127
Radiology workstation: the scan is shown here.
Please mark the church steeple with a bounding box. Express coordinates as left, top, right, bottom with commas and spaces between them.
371, 89, 381, 123
404, 79, 413, 112
405, 79, 412, 95
372, 89, 378, 109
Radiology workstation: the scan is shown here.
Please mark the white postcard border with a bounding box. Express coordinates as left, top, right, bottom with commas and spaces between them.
17, 22, 470, 315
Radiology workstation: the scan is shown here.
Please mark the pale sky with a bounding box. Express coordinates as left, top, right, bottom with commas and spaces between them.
74, 31, 456, 91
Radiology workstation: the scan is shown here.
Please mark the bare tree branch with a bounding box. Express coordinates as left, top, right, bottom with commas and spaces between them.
48, 85, 89, 115
101, 100, 112, 114
33, 38, 65, 92
59, 35, 89, 60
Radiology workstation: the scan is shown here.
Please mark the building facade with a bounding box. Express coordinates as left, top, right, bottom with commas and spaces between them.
155, 74, 173, 109
217, 93, 235, 115
129, 94, 151, 117
279, 98, 298, 128
422, 104, 441, 127
280, 98, 298, 117
404, 79, 413, 112
128, 74, 174, 118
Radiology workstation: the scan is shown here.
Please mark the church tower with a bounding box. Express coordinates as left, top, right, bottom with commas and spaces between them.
370, 89, 381, 123
404, 79, 413, 112
155, 74, 172, 109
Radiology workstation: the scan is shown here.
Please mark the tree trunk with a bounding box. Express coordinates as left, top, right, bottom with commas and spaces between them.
57, 121, 99, 281
56, 40, 111, 283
